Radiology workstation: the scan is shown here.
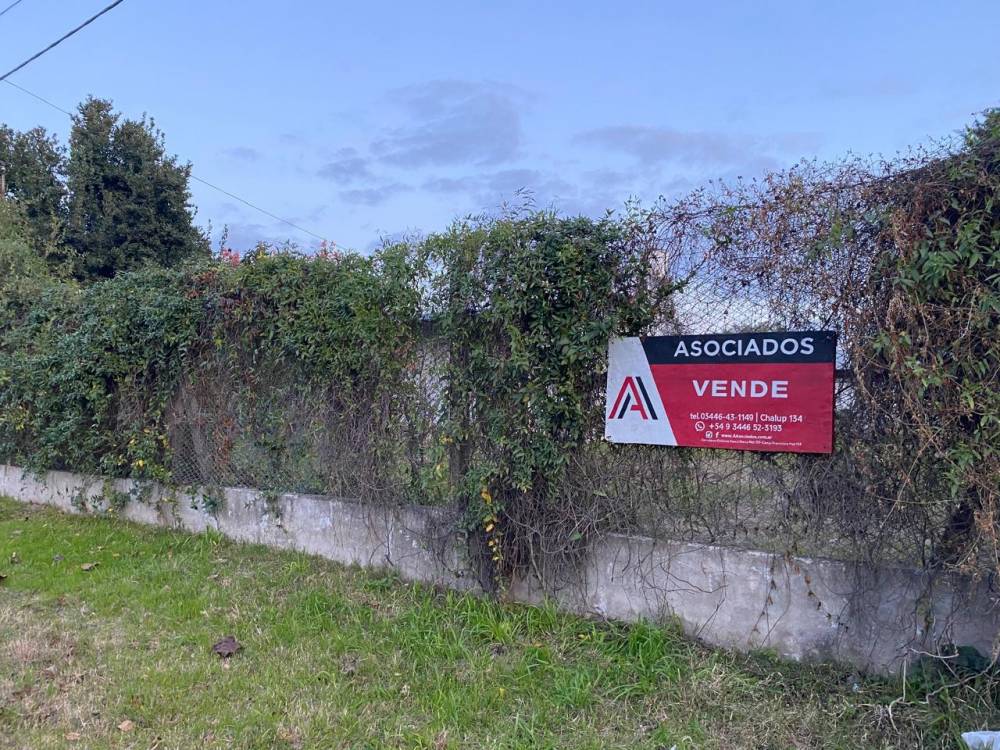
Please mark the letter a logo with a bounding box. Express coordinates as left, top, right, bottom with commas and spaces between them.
608, 376, 658, 420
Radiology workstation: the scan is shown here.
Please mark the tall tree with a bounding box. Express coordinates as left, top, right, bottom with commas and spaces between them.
65, 98, 208, 279
0, 201, 49, 282
0, 125, 67, 252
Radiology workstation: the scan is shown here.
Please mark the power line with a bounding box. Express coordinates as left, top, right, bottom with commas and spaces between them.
0, 0, 27, 20
0, 0, 127, 82
2, 79, 331, 244
1, 2, 332, 244
190, 175, 327, 242
3, 79, 71, 115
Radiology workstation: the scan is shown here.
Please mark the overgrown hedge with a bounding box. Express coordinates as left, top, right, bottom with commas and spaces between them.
646, 112, 1000, 576
0, 237, 422, 485
1, 112, 998, 590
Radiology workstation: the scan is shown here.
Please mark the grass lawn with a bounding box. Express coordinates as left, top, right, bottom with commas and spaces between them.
0, 497, 992, 749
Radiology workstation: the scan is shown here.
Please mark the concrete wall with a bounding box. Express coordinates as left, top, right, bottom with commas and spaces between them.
2, 464, 995, 674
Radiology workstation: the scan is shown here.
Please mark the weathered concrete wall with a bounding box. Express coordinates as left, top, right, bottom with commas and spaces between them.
511, 534, 997, 671
0, 465, 473, 591
2, 464, 995, 674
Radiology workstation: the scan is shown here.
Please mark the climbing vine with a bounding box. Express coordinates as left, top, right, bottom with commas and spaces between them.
865, 112, 1000, 573
0, 110, 997, 594
426, 209, 679, 586
0, 242, 426, 496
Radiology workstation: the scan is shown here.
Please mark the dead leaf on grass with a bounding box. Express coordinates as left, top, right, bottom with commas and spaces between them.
212, 635, 242, 658
12, 684, 32, 700
80, 562, 99, 571
340, 654, 359, 676
277, 727, 303, 748
118, 719, 135, 732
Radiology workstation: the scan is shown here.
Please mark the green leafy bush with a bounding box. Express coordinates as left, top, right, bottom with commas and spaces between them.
426, 210, 677, 582
0, 267, 200, 478
866, 112, 1000, 570
0, 242, 425, 489
1, 115, 997, 592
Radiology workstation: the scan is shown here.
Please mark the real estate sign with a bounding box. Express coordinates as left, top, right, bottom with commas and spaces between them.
605, 331, 836, 454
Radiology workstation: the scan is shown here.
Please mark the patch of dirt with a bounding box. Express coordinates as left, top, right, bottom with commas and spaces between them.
0, 594, 104, 739
0, 500, 45, 523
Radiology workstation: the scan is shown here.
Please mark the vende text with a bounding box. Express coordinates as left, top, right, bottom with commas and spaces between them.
692, 379, 789, 398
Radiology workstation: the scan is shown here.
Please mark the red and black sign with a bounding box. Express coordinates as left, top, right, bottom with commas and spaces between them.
605, 331, 836, 454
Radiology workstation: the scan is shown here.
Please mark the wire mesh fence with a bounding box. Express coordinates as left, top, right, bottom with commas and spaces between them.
148, 261, 888, 567
2, 155, 995, 593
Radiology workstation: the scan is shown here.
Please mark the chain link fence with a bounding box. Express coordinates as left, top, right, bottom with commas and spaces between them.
153, 262, 880, 566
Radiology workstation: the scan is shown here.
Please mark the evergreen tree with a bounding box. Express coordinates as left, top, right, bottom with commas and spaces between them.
65, 98, 208, 279
0, 125, 67, 252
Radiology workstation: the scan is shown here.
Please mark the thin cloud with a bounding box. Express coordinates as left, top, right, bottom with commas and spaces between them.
372, 80, 528, 168
820, 76, 918, 100
575, 126, 820, 166
318, 147, 374, 184
422, 175, 480, 194
340, 182, 412, 206
422, 168, 574, 207
221, 146, 262, 162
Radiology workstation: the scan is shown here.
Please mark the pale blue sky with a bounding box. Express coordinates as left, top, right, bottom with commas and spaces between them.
1, 0, 997, 252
